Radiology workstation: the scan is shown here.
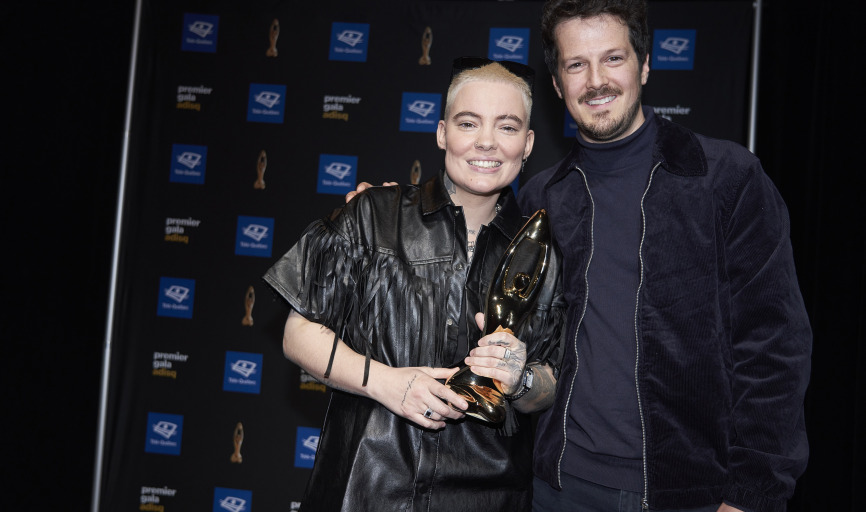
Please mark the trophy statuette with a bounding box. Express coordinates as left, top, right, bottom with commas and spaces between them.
445, 209, 551, 423
266, 19, 279, 57
230, 422, 244, 463
254, 149, 267, 190
242, 285, 255, 326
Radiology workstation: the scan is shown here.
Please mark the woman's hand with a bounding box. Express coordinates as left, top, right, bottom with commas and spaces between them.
369, 365, 468, 429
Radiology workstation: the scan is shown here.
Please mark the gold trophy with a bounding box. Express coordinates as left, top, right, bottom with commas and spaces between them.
418, 26, 432, 65
254, 150, 267, 190
446, 210, 551, 423
242, 285, 255, 326
266, 19, 279, 57
409, 160, 422, 185
230, 422, 244, 463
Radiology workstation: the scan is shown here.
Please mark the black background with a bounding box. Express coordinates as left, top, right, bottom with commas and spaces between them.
4, 0, 863, 510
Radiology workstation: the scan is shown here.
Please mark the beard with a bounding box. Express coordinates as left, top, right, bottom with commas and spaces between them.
575, 85, 643, 142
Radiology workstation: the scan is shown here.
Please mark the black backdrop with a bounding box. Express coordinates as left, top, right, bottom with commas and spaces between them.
93, 1, 753, 509
4, 0, 863, 510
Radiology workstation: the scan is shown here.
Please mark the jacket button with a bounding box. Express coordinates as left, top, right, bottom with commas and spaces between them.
446, 318, 454, 326
455, 263, 464, 271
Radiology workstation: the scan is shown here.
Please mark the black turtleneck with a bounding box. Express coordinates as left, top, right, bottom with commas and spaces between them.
563, 106, 657, 493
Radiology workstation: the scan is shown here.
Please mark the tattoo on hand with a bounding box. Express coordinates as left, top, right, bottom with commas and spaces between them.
401, 374, 418, 406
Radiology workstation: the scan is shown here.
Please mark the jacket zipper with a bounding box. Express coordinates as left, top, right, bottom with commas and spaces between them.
636, 162, 661, 510
555, 166, 595, 488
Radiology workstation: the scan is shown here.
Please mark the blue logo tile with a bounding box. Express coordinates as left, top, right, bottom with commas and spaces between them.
235, 215, 274, 257
329, 22, 370, 62
213, 487, 252, 512
653, 29, 696, 70
157, 277, 195, 319
294, 426, 320, 468
145, 412, 184, 455
488, 28, 530, 64
399, 92, 440, 133
170, 144, 207, 184
223, 351, 263, 394
317, 154, 358, 195
181, 13, 219, 53
247, 83, 286, 124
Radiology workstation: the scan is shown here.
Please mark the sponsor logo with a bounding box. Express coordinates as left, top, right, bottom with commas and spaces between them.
325, 162, 351, 180
322, 94, 361, 121
213, 487, 252, 512
170, 144, 207, 184
652, 29, 696, 70
247, 83, 286, 124
164, 216, 201, 244
140, 485, 178, 511
489, 28, 530, 63
300, 369, 326, 392
399, 92, 440, 133
653, 104, 693, 121
317, 154, 357, 195
294, 426, 321, 468
152, 351, 189, 380
176, 84, 213, 111
235, 216, 274, 257
329, 22, 370, 62
181, 13, 219, 53
145, 412, 184, 455
223, 351, 263, 394
157, 277, 195, 319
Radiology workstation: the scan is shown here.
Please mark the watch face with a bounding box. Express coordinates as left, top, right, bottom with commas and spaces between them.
525, 368, 533, 389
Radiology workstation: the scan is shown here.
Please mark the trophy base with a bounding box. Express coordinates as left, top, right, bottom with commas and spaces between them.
446, 366, 506, 424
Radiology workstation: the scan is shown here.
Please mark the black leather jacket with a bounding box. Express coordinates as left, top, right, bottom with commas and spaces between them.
264, 172, 566, 511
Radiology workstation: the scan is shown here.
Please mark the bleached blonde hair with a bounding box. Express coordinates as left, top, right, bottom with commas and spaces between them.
444, 62, 533, 126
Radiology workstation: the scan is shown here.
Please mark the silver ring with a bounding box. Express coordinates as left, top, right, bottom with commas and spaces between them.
423, 408, 434, 419
504, 348, 512, 360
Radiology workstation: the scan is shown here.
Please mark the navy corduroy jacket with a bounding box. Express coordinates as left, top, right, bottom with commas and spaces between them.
519, 113, 811, 512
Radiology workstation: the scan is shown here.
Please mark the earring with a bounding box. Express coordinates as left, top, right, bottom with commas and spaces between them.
521, 158, 526, 173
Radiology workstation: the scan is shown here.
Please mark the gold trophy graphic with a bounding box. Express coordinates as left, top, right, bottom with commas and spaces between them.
254, 150, 267, 190
266, 19, 279, 57
418, 26, 432, 65
242, 286, 255, 326
409, 160, 422, 185
230, 422, 244, 463
445, 210, 551, 423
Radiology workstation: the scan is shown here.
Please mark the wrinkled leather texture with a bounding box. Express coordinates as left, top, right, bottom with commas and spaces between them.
264, 172, 566, 511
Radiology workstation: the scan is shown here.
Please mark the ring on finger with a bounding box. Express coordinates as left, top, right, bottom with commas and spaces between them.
503, 348, 511, 360
423, 407, 434, 419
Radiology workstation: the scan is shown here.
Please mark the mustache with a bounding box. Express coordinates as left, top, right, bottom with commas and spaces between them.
578, 86, 622, 104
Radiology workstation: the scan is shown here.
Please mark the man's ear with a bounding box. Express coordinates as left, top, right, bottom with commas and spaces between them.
551, 74, 564, 99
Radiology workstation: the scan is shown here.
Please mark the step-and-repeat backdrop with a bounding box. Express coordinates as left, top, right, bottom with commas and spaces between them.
96, 1, 753, 510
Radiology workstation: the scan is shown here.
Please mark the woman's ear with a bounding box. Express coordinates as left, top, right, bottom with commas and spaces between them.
436, 120, 447, 150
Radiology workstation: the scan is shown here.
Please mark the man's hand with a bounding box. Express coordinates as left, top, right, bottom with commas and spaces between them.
345, 181, 398, 203
717, 504, 744, 512
464, 313, 527, 395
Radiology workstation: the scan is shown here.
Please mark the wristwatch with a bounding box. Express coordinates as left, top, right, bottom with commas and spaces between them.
505, 365, 534, 401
